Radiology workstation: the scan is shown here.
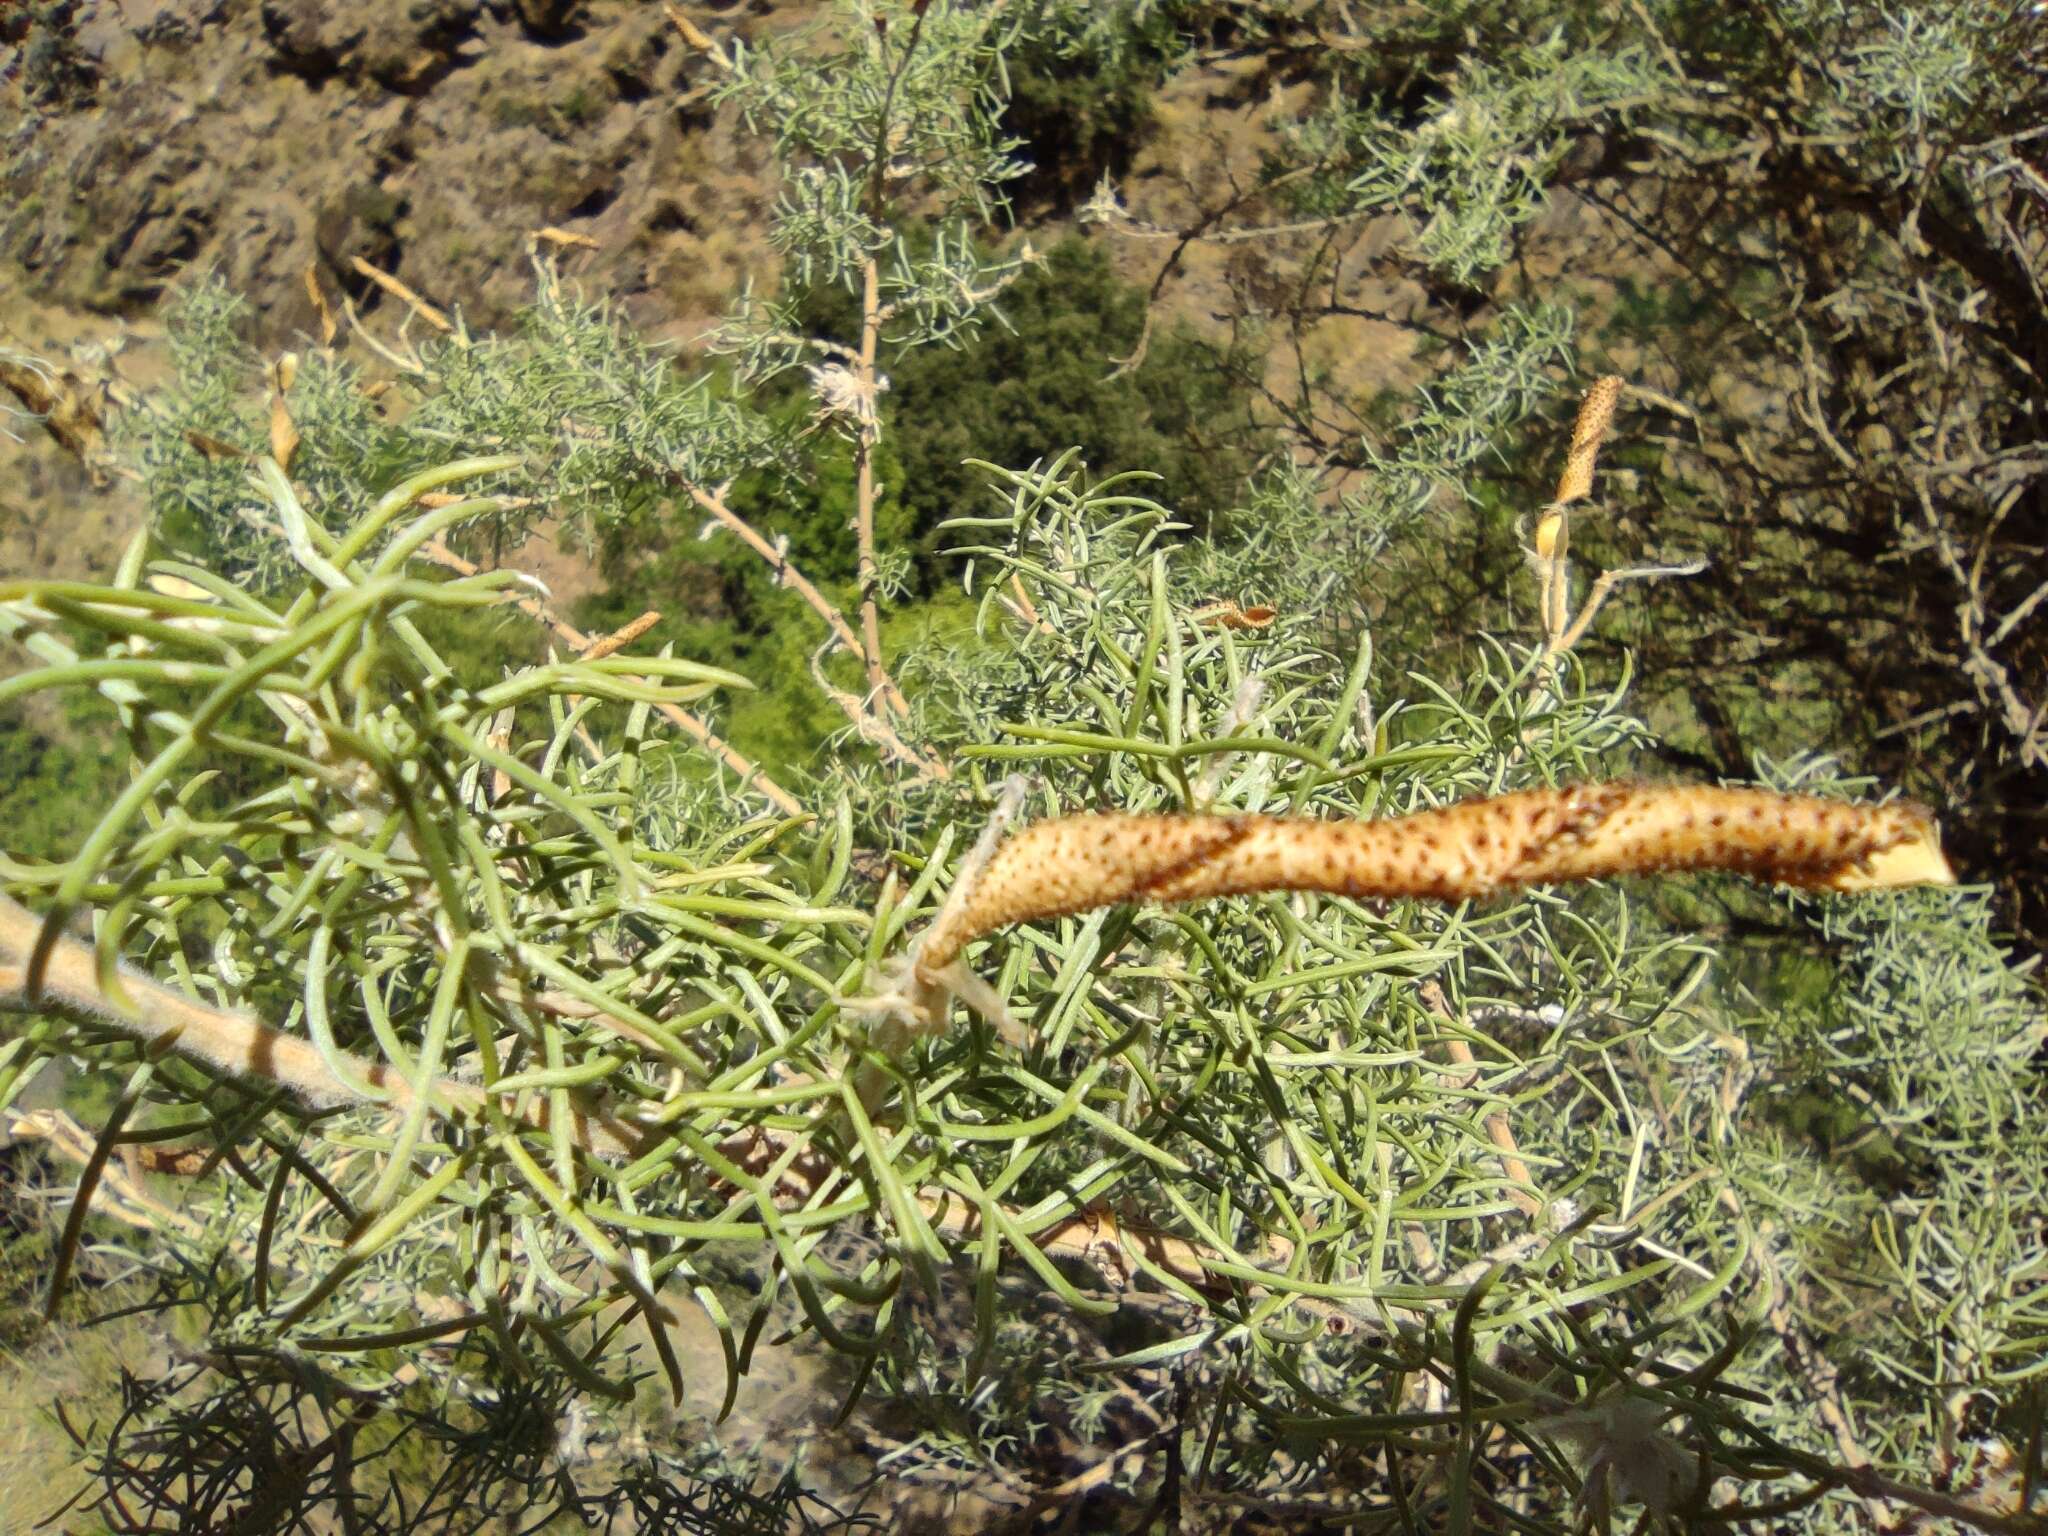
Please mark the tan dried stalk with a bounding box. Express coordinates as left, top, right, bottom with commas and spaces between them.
3, 784, 1950, 1152
1554, 373, 1623, 508
2, 1104, 208, 1236
1533, 375, 1705, 672
577, 609, 661, 662
303, 264, 339, 347
852, 255, 911, 720
1536, 375, 1624, 645
347, 255, 453, 334
1420, 978, 1541, 1218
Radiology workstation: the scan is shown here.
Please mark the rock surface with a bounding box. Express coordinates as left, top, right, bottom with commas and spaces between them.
0, 1, 1432, 584
2, 0, 782, 346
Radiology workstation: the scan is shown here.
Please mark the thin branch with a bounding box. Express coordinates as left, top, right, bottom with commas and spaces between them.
339, 294, 426, 377
2, 1104, 208, 1237
864, 0, 933, 227
1083, 163, 1329, 378
1552, 555, 1711, 655
1529, 377, 1705, 681
1421, 979, 1542, 1218
412, 537, 808, 816
853, 256, 911, 718
347, 256, 453, 335
686, 481, 866, 659
1747, 1213, 1892, 1527
684, 479, 948, 778
0, 899, 643, 1159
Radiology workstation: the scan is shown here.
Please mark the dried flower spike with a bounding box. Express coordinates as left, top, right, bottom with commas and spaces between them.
915, 782, 1951, 983
1554, 374, 1624, 507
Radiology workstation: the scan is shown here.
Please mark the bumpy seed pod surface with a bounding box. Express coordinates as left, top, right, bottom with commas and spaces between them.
916, 783, 1951, 977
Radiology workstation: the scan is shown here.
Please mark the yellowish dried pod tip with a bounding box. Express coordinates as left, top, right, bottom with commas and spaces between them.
915, 782, 1951, 981
1554, 374, 1625, 506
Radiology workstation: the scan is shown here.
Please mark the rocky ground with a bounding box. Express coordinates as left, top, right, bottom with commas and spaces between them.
4, 0, 786, 344
1, 0, 1451, 581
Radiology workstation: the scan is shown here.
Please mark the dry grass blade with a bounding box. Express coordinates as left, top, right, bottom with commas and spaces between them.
533, 225, 602, 251
267, 393, 299, 474
347, 256, 453, 334
302, 264, 338, 347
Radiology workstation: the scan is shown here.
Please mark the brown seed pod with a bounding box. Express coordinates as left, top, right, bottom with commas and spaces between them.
915, 782, 1951, 978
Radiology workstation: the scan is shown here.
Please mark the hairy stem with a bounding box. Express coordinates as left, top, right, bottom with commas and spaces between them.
854, 255, 910, 718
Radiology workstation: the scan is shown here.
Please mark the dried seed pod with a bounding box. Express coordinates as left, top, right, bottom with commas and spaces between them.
916, 783, 1950, 978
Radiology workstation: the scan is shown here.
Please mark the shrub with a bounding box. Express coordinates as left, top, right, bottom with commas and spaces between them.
0, 5, 2042, 1533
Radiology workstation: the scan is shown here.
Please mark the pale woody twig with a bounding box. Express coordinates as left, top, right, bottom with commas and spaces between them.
2, 1103, 207, 1237
1420, 979, 1541, 1218
413, 537, 807, 817
686, 478, 860, 667
340, 293, 426, 377
852, 257, 909, 720
998, 571, 1050, 633
1552, 555, 1710, 655
685, 478, 949, 779
532, 226, 601, 252
0, 897, 646, 1159
806, 637, 950, 781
